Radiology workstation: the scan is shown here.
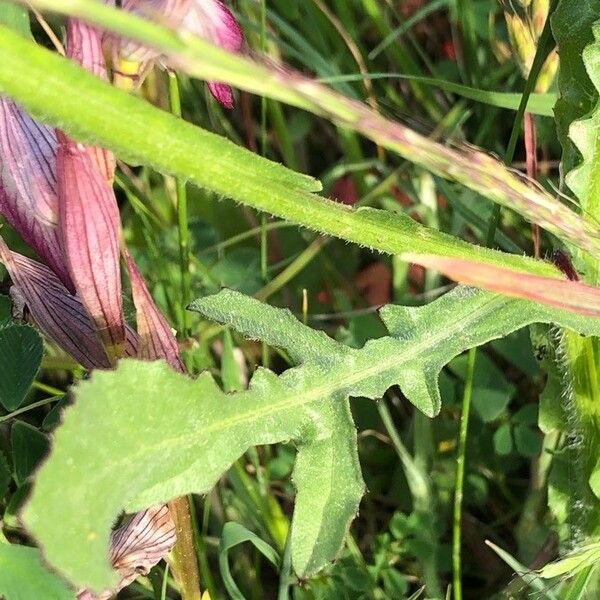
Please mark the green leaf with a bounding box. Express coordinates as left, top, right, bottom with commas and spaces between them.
513, 424, 542, 458
551, 11, 600, 540
211, 249, 263, 296
491, 329, 538, 377
381, 568, 409, 597
531, 325, 566, 434
537, 543, 600, 579
218, 522, 280, 600
561, 334, 600, 535
291, 400, 364, 576
0, 325, 43, 410
11, 421, 49, 486
0, 544, 75, 600
22, 287, 600, 590
42, 396, 70, 432
0, 20, 587, 279
449, 353, 514, 423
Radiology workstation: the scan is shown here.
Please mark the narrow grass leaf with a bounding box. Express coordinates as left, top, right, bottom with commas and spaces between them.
485, 540, 558, 599
219, 522, 280, 600
321, 73, 556, 116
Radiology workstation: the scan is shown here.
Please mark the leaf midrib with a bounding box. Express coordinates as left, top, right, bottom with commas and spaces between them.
95, 294, 509, 476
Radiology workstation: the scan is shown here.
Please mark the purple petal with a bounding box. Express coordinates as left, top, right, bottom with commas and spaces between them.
77, 505, 176, 600
0, 99, 73, 288
206, 81, 234, 109
66, 18, 116, 183
66, 17, 108, 80
183, 0, 244, 108
112, 0, 191, 89
186, 0, 244, 53
56, 133, 125, 360
125, 252, 185, 372
0, 236, 111, 369
113, 0, 243, 105
124, 325, 141, 359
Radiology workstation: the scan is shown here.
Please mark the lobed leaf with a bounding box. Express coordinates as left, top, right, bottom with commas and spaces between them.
23, 287, 600, 590
563, 22, 600, 227
552, 0, 600, 177
549, 9, 600, 545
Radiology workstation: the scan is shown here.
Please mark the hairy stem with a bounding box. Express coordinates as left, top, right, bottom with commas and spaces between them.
167, 498, 202, 600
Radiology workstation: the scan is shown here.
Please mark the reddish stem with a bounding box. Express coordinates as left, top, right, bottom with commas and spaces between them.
524, 111, 540, 258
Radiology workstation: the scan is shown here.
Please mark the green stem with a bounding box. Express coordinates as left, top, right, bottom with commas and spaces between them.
0, 21, 570, 278
452, 347, 476, 600
160, 564, 170, 600
32, 380, 64, 396
201, 221, 294, 255
189, 496, 218, 600
0, 395, 62, 424
168, 71, 192, 338
255, 237, 328, 302
166, 72, 202, 600
167, 497, 202, 600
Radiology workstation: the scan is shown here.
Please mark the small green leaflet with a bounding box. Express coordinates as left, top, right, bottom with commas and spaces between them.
0, 324, 43, 411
